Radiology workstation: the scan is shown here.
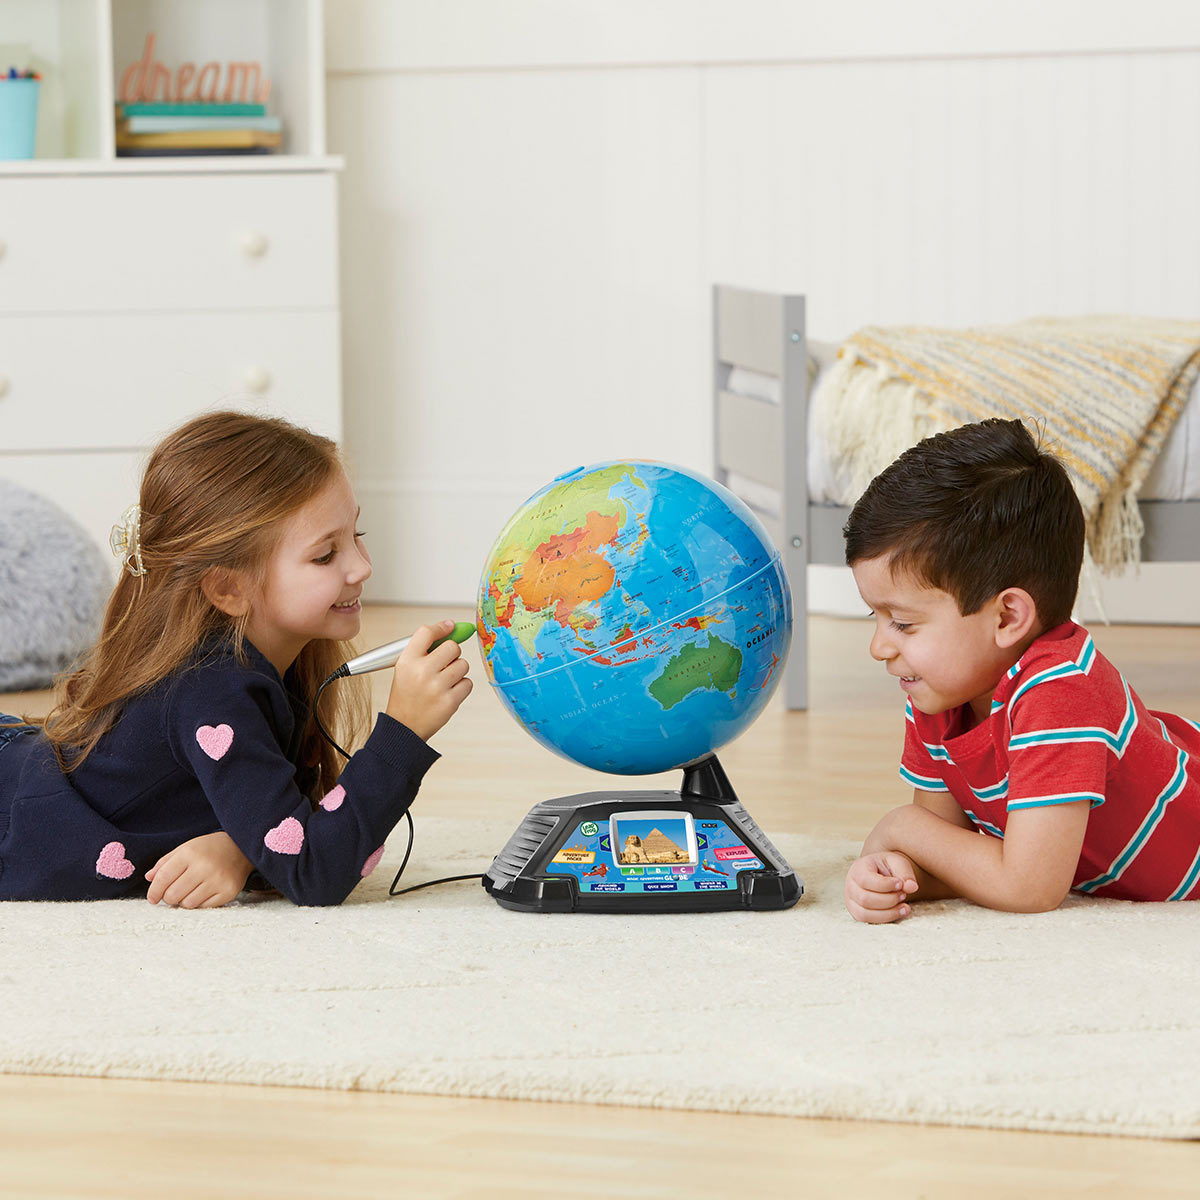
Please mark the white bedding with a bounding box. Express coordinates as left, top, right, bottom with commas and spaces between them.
726, 353, 1200, 504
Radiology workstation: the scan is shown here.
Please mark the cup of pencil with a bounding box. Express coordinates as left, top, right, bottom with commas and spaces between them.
0, 68, 42, 159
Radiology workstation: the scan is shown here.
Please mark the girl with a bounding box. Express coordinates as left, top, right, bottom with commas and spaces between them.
0, 411, 471, 907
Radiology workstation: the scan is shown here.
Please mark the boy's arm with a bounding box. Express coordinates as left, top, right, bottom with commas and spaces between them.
861, 789, 968, 901
869, 798, 1090, 913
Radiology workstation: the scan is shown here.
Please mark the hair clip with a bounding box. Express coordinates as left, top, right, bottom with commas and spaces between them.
109, 503, 147, 577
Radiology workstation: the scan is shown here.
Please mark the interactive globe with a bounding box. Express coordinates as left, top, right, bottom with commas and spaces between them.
476, 461, 792, 775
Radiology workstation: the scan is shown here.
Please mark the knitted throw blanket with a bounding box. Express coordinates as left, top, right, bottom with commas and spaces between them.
815, 316, 1200, 570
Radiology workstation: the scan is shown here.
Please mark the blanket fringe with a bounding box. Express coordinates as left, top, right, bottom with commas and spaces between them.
1091, 487, 1146, 576
816, 352, 950, 502
1077, 544, 1109, 627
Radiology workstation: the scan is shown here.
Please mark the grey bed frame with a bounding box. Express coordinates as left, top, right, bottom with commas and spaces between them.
712, 284, 1200, 711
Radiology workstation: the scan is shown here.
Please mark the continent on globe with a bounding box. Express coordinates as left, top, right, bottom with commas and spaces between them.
648, 636, 743, 710
479, 463, 646, 663
513, 509, 619, 623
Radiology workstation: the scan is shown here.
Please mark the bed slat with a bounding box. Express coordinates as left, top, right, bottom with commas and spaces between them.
715, 287, 783, 376
716, 390, 784, 490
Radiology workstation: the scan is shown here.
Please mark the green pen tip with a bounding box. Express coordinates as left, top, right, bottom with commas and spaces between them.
450, 621, 477, 644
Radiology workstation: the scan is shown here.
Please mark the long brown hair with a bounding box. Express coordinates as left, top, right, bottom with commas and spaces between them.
28, 410, 370, 795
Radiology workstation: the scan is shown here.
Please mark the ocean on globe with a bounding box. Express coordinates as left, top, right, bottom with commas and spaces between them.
476, 460, 792, 775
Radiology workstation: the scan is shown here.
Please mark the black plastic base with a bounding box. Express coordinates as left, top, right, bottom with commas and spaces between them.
482, 755, 803, 914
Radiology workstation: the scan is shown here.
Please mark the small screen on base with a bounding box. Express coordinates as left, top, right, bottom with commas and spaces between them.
544, 808, 763, 895
610, 810, 697, 867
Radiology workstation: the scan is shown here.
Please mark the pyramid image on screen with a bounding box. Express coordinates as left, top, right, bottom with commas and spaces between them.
619, 828, 688, 864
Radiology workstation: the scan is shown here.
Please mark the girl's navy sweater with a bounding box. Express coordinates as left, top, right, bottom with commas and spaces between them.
0, 639, 439, 905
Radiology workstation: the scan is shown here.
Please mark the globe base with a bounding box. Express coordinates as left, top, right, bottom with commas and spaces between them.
482, 755, 803, 914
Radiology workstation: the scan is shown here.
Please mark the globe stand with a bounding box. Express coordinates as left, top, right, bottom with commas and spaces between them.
482, 754, 803, 913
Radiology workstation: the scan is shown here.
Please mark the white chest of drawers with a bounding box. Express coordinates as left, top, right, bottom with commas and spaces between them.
0, 162, 343, 568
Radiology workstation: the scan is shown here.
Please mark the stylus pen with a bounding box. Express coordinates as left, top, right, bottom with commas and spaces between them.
338, 620, 477, 678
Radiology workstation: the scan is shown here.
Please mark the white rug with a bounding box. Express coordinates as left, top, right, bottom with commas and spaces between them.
1, 817, 1196, 1139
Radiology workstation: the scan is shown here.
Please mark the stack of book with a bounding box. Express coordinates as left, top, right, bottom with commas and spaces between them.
115, 102, 282, 156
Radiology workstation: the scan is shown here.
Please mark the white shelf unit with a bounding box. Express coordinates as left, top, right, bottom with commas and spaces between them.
0, 0, 342, 566
2, 0, 326, 162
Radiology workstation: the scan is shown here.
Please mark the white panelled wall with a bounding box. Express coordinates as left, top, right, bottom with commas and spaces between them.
326, 2, 1200, 621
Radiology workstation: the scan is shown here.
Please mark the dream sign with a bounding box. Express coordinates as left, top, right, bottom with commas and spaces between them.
118, 33, 271, 105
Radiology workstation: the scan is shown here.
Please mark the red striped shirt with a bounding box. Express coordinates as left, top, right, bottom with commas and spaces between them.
900, 622, 1200, 901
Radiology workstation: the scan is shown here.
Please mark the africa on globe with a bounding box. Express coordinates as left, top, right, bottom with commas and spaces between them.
476, 460, 792, 775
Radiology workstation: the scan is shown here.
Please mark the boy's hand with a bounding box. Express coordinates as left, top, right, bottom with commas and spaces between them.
845, 851, 920, 923
385, 620, 473, 742
145, 831, 254, 908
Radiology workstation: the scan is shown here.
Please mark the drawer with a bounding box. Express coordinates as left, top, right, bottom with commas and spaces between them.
0, 310, 342, 451
0, 173, 338, 314
0, 450, 141, 571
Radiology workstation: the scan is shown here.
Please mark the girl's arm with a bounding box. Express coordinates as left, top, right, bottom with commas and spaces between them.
174, 694, 437, 907
145, 831, 252, 908
168, 625, 467, 907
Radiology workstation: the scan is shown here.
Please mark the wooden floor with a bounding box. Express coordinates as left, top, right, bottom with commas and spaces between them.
3, 606, 1198, 1198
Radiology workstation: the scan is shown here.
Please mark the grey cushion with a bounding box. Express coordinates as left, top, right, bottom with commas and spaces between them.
0, 479, 110, 692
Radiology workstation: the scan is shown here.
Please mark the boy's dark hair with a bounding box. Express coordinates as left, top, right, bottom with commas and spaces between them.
843, 418, 1084, 628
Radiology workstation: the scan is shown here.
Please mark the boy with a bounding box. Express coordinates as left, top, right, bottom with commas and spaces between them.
842, 418, 1200, 922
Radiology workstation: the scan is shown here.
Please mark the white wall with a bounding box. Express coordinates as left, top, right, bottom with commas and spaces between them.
325, 1, 1200, 619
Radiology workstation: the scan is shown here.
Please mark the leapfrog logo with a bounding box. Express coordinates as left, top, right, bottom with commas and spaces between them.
580, 821, 599, 836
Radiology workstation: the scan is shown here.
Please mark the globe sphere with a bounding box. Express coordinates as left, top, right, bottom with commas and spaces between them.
477, 460, 791, 775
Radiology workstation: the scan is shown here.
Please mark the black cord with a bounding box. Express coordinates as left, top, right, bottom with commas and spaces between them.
313, 672, 483, 897
313, 670, 352, 759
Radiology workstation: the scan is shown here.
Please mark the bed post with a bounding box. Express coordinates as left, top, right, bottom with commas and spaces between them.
781, 296, 809, 710
713, 285, 811, 710
712, 283, 730, 495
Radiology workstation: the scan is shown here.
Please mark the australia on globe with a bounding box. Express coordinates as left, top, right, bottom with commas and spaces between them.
477, 461, 792, 775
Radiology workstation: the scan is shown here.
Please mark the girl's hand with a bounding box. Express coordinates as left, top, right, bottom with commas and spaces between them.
145, 831, 254, 908
844, 851, 920, 923
385, 620, 473, 742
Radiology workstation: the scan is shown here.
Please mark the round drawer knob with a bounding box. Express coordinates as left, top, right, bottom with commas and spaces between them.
240, 231, 269, 258
0, 375, 9, 398
243, 366, 272, 395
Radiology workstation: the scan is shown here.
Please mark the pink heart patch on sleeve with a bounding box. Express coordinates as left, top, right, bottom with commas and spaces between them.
196, 724, 234, 760
96, 841, 135, 881
264, 817, 305, 855
361, 845, 385, 877
319, 785, 346, 811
